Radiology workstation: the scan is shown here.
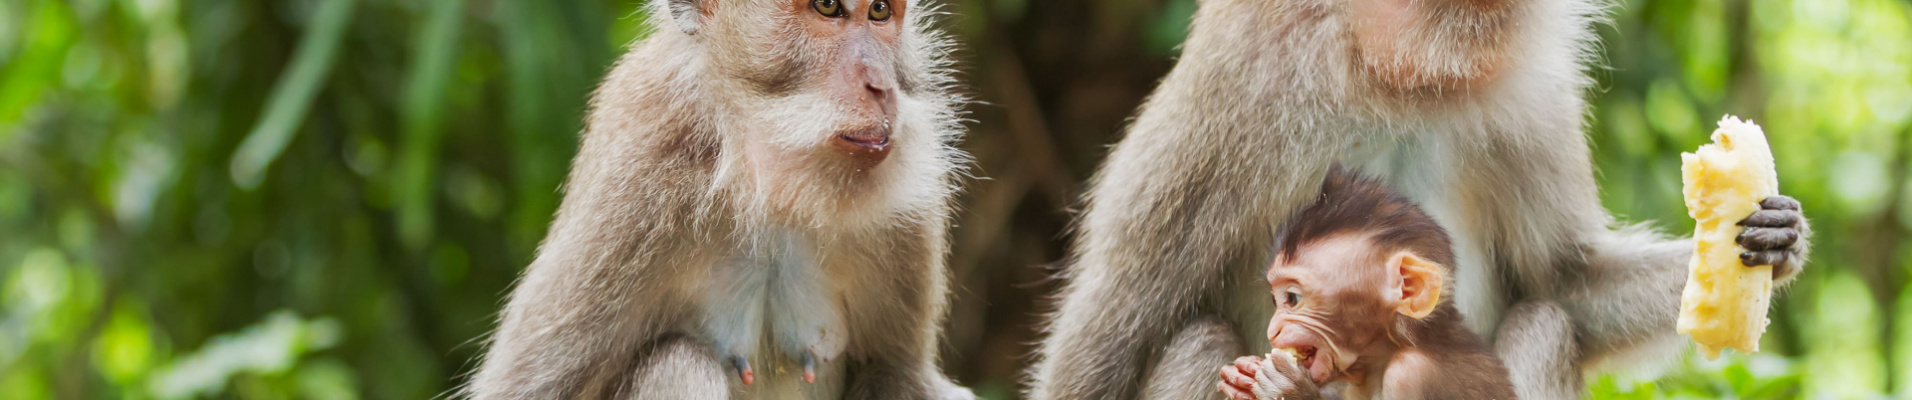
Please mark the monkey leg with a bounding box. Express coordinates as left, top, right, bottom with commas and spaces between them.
627, 336, 731, 400
1139, 317, 1245, 400
1494, 301, 1582, 400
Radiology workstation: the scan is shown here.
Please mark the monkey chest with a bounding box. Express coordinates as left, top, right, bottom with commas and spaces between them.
696, 232, 849, 396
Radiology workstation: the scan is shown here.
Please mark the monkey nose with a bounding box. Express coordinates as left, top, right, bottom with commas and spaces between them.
862, 81, 896, 115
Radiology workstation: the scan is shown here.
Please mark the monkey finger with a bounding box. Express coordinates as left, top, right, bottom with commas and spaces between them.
1737, 209, 1801, 228
1736, 227, 1798, 251
1233, 356, 1262, 376
1740, 250, 1789, 268
1221, 364, 1257, 388
1219, 380, 1255, 400
1761, 196, 1802, 211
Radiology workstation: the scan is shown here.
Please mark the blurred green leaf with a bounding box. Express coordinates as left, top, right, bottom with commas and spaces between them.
228, 0, 358, 189
147, 311, 342, 399
394, 0, 464, 250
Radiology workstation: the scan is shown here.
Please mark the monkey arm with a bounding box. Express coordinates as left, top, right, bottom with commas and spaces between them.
464, 219, 702, 399
1563, 203, 1809, 367
464, 139, 711, 399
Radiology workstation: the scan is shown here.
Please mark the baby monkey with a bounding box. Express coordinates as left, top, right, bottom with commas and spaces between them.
1219, 166, 1517, 400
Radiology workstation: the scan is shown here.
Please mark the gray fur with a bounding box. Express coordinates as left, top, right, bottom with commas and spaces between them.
1140, 318, 1242, 400
1027, 0, 1810, 398
461, 0, 973, 398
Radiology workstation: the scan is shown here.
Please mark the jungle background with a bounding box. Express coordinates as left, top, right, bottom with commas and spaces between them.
1, 0, 1908, 398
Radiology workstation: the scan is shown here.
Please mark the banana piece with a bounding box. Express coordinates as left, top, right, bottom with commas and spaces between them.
1676, 115, 1779, 360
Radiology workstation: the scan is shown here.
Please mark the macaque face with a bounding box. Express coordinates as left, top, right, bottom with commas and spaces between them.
722, 0, 911, 170
1267, 234, 1442, 385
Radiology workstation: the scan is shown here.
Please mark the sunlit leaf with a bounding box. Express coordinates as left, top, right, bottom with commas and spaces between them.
147, 311, 342, 399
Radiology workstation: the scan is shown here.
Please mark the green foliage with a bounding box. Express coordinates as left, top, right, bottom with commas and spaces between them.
2, 0, 1910, 398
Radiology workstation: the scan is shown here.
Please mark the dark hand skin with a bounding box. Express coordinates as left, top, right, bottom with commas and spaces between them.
1738, 195, 1809, 282
1219, 355, 1321, 400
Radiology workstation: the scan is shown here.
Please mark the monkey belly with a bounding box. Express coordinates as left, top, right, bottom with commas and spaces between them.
697, 231, 849, 398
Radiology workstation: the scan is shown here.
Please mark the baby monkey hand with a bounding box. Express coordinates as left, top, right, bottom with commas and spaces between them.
1219, 353, 1320, 400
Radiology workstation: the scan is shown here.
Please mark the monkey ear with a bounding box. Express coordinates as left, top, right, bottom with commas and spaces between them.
663, 0, 707, 35
1385, 251, 1444, 320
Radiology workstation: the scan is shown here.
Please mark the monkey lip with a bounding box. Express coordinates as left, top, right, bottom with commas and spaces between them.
831, 128, 893, 167
1284, 345, 1332, 384
835, 130, 892, 151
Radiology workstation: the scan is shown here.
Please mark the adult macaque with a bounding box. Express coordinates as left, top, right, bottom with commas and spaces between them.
462, 0, 973, 398
1217, 168, 1515, 400
1028, 0, 1812, 397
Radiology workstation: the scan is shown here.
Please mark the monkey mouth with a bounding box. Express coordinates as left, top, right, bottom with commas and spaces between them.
830, 127, 893, 167
835, 130, 892, 151
1284, 345, 1332, 384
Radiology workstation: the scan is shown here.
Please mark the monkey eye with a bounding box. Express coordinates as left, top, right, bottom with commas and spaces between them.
869, 0, 892, 21
813, 0, 844, 17
1278, 287, 1303, 308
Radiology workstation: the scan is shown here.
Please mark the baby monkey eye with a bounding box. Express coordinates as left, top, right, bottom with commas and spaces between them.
813, 0, 844, 17
1277, 288, 1303, 308
869, 0, 892, 20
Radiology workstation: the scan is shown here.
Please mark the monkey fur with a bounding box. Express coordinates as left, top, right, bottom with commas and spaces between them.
462, 0, 974, 398
1028, 0, 1811, 399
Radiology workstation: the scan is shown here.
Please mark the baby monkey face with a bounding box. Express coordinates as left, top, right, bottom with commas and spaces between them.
1265, 234, 1446, 385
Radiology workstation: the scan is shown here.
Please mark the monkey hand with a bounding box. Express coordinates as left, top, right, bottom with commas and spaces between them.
1219, 355, 1320, 400
1736, 195, 1810, 283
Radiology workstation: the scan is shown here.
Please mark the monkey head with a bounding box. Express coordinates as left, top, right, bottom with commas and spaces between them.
1265, 234, 1446, 386
654, 0, 962, 227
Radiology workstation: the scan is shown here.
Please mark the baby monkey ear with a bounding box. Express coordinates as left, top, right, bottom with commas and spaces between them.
663, 0, 708, 35
1385, 251, 1444, 319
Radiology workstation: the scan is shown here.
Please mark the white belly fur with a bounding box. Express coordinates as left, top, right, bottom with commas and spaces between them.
699, 230, 848, 399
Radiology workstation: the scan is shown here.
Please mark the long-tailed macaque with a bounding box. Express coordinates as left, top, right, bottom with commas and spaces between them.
1028, 0, 1812, 398
1217, 168, 1516, 400
462, 0, 974, 397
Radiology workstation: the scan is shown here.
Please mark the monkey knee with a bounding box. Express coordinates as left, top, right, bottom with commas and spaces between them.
1140, 317, 1243, 400
1164, 317, 1246, 361
1495, 302, 1584, 399
1499, 302, 1574, 340
1494, 302, 1577, 370
631, 337, 729, 399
